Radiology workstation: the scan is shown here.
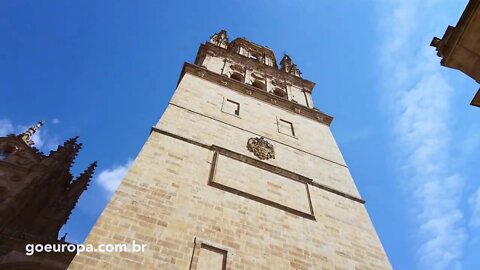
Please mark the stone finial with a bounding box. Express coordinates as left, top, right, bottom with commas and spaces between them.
210, 30, 229, 49
280, 54, 302, 77
21, 120, 45, 146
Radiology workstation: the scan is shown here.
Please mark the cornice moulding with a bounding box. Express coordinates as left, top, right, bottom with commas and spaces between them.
195, 43, 316, 92
179, 63, 333, 126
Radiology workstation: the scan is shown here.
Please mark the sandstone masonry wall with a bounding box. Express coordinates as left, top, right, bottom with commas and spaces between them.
68, 71, 391, 269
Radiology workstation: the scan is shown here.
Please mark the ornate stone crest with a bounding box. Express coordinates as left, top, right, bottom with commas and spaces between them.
247, 137, 275, 160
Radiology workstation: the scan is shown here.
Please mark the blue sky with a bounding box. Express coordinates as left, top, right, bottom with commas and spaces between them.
1, 1, 479, 269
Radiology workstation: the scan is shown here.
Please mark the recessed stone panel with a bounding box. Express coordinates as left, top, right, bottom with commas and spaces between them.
196, 244, 226, 270
210, 153, 314, 218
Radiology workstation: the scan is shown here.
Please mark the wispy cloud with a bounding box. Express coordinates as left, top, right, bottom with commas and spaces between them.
336, 128, 372, 146
95, 159, 133, 196
378, 1, 467, 269
0, 118, 59, 152
0, 118, 14, 135
469, 188, 480, 228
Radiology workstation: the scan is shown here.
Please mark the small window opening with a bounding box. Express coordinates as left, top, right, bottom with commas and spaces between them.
252, 80, 265, 90
264, 56, 272, 66
273, 88, 287, 98
230, 72, 244, 82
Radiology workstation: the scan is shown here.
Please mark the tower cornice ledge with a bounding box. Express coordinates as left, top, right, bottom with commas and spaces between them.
430, 0, 480, 107
195, 43, 316, 92
179, 62, 333, 126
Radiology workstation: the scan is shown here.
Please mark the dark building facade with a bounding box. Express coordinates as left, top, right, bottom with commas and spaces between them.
0, 121, 96, 270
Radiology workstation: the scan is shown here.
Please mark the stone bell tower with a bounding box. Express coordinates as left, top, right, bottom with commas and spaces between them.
69, 30, 391, 269
0, 121, 97, 270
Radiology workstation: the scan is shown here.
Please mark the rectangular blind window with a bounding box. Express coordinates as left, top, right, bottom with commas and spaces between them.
222, 99, 240, 116
278, 119, 295, 136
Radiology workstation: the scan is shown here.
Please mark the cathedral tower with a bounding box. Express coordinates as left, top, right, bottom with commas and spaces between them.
69, 30, 391, 269
0, 122, 97, 269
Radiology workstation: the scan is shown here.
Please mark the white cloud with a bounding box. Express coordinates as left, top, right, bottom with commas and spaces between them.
378, 1, 468, 269
458, 127, 480, 160
469, 188, 480, 228
0, 118, 15, 136
52, 118, 60, 124
96, 159, 133, 195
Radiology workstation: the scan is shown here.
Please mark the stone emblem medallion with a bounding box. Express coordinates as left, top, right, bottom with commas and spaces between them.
246, 137, 275, 160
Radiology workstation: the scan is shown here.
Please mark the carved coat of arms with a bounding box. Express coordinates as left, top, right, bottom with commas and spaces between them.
246, 137, 275, 160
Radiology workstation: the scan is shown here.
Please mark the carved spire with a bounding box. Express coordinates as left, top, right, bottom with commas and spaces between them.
280, 54, 302, 77
20, 120, 45, 146
72, 161, 97, 190
48, 136, 82, 168
210, 30, 229, 49
61, 161, 97, 225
